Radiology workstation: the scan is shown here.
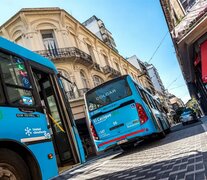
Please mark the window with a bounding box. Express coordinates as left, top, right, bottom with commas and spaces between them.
58, 70, 79, 99
135, 84, 148, 106
14, 36, 24, 47
0, 52, 35, 106
86, 78, 131, 111
114, 62, 120, 72
0, 82, 4, 104
146, 94, 157, 110
58, 70, 72, 92
154, 100, 161, 110
93, 75, 104, 87
103, 54, 109, 66
80, 70, 89, 88
70, 33, 77, 47
41, 30, 58, 56
135, 84, 157, 110
179, 0, 196, 12
123, 68, 128, 74
86, 44, 95, 62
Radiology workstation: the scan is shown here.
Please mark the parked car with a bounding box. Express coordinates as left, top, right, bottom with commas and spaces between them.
180, 109, 198, 125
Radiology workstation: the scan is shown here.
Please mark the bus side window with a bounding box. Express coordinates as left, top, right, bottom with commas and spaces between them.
0, 53, 35, 106
140, 90, 149, 106
134, 84, 146, 103
146, 94, 158, 111
151, 99, 159, 111
155, 101, 162, 112
0, 81, 4, 104
136, 85, 152, 109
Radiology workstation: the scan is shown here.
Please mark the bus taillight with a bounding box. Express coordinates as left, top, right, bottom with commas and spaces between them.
136, 103, 148, 124
90, 123, 99, 140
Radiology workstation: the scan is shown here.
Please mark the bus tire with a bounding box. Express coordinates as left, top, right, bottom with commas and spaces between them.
120, 143, 134, 151
165, 128, 171, 134
0, 148, 31, 180
157, 131, 166, 139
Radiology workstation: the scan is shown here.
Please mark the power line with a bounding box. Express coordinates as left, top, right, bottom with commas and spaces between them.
169, 84, 186, 90
148, 31, 168, 63
166, 74, 182, 89
166, 78, 178, 89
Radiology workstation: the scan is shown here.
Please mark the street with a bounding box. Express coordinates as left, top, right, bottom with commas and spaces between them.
54, 118, 207, 180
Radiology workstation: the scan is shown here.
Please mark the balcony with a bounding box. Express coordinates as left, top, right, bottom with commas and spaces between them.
65, 88, 90, 100
93, 62, 102, 72
102, 65, 121, 78
35, 47, 93, 66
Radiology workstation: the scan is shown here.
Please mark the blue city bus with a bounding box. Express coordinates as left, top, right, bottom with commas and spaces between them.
84, 75, 170, 152
0, 37, 85, 180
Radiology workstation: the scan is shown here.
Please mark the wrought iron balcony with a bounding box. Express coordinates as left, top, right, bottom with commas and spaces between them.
35, 47, 93, 66
93, 62, 102, 72
65, 88, 90, 100
79, 88, 90, 97
102, 65, 121, 78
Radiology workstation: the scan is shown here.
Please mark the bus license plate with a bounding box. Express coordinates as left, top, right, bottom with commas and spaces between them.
117, 139, 128, 145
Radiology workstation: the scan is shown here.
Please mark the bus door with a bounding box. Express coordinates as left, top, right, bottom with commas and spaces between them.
29, 64, 79, 166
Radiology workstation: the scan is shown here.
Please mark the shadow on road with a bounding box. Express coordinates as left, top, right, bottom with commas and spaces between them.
90, 150, 207, 180
113, 121, 204, 160
53, 121, 206, 180
171, 121, 202, 133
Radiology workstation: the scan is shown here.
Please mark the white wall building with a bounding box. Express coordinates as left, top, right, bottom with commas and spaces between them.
146, 64, 165, 95
83, 15, 118, 52
127, 55, 155, 95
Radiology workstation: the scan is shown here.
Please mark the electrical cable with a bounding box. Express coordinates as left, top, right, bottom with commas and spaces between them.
147, 31, 169, 63
169, 84, 186, 90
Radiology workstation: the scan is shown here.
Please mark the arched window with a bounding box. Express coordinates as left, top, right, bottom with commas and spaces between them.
80, 70, 89, 88
58, 69, 78, 99
93, 75, 104, 87
58, 69, 71, 90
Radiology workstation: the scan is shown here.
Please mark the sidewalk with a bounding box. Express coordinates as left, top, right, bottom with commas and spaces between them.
200, 115, 207, 122
200, 116, 207, 132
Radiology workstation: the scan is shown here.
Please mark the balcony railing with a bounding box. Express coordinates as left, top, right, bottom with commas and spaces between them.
102, 65, 121, 78
35, 47, 93, 66
65, 88, 90, 100
93, 62, 102, 72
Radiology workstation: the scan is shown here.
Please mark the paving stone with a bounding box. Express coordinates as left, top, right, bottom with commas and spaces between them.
52, 121, 207, 180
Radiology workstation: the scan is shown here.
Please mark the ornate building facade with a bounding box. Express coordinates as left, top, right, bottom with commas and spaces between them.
0, 7, 150, 157
160, 0, 207, 115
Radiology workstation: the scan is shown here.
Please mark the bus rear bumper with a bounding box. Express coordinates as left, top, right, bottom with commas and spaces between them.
96, 128, 153, 152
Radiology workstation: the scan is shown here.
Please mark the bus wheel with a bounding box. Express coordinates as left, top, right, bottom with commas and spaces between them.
120, 143, 135, 151
0, 148, 31, 180
157, 131, 166, 139
165, 128, 171, 134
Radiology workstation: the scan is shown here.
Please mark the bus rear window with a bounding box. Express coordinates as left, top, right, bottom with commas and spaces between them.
86, 78, 131, 111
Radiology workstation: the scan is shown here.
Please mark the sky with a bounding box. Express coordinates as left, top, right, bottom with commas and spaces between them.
0, 0, 191, 103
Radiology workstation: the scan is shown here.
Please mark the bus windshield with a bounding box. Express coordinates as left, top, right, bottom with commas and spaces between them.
86, 78, 131, 111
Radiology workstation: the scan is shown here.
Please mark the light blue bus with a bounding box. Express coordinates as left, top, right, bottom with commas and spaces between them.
0, 37, 85, 180
85, 75, 170, 151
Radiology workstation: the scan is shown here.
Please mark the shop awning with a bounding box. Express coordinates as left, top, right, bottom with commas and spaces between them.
201, 40, 207, 83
